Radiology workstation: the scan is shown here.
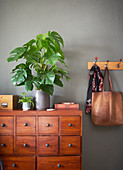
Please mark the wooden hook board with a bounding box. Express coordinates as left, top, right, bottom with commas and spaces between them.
88, 62, 123, 70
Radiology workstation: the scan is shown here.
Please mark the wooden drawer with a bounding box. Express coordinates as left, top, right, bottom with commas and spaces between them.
0, 136, 14, 155
1, 157, 35, 170
38, 136, 58, 155
37, 156, 80, 170
17, 116, 35, 134
60, 116, 80, 135
15, 136, 35, 155
39, 117, 58, 134
0, 117, 14, 134
60, 136, 80, 155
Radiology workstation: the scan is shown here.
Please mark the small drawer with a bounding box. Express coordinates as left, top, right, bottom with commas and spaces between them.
1, 157, 35, 170
60, 136, 80, 155
15, 136, 35, 155
38, 136, 58, 155
17, 116, 35, 134
0, 136, 14, 155
60, 116, 80, 135
38, 117, 58, 134
0, 117, 14, 134
37, 156, 80, 170
0, 95, 17, 110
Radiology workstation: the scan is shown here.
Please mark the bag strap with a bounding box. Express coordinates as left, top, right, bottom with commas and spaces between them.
102, 67, 113, 92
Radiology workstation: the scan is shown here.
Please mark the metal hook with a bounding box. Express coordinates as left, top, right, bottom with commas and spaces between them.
93, 57, 98, 64
117, 59, 122, 68
105, 60, 109, 68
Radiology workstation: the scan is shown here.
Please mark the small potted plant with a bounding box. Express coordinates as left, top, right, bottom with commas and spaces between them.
18, 92, 34, 111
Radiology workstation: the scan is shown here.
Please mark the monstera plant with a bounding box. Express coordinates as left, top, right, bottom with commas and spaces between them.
7, 31, 70, 96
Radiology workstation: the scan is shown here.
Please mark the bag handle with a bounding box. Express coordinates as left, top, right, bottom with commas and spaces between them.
102, 67, 113, 92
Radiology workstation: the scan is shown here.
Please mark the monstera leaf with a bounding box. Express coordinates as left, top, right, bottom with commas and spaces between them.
11, 68, 27, 86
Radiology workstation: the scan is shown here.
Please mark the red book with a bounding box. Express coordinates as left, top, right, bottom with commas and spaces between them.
55, 102, 79, 110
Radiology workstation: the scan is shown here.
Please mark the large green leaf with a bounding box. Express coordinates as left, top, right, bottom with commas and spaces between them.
40, 84, 54, 95
12, 63, 26, 72
7, 47, 26, 62
58, 49, 65, 60
32, 51, 41, 58
25, 80, 33, 91
11, 68, 27, 86
28, 45, 37, 54
54, 75, 63, 87
7, 55, 19, 62
12, 75, 25, 86
48, 31, 60, 51
46, 53, 61, 65
36, 34, 47, 50
23, 39, 36, 47
36, 34, 45, 41
46, 58, 58, 66
65, 76, 70, 81
51, 31, 64, 47
41, 72, 55, 84
33, 77, 41, 90
10, 47, 26, 54
58, 59, 69, 69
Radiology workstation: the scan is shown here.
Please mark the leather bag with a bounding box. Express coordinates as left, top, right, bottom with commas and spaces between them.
91, 67, 123, 126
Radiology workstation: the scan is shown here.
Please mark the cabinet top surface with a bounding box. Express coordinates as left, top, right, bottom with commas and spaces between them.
0, 109, 82, 116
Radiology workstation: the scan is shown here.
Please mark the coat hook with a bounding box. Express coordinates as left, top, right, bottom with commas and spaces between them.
93, 57, 98, 64
105, 60, 109, 68
117, 59, 122, 68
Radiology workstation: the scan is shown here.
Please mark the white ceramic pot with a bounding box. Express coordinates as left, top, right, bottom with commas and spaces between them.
22, 102, 30, 111
35, 90, 50, 110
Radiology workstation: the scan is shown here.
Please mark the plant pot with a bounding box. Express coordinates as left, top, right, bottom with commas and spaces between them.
22, 102, 30, 111
35, 90, 50, 110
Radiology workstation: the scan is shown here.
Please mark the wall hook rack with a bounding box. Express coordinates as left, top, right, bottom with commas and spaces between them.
88, 58, 123, 70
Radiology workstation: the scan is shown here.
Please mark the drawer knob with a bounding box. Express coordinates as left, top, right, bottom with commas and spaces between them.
46, 123, 50, 127
12, 164, 16, 167
46, 144, 49, 147
24, 143, 27, 147
1, 143, 5, 147
24, 123, 28, 126
1, 124, 5, 127
69, 123, 72, 127
69, 144, 72, 147
58, 164, 61, 168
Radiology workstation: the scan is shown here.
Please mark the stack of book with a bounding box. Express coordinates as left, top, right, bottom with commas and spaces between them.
55, 102, 79, 110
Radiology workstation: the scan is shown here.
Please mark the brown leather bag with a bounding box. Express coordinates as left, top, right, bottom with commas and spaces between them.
91, 67, 123, 126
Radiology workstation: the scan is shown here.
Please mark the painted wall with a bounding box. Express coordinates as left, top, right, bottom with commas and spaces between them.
0, 0, 123, 169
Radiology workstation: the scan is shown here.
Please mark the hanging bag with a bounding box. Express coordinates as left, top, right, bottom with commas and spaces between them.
91, 67, 123, 126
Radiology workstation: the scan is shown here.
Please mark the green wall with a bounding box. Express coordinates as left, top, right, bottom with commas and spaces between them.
0, 0, 123, 169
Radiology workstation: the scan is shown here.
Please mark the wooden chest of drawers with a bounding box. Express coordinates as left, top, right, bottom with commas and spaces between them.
0, 110, 82, 170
